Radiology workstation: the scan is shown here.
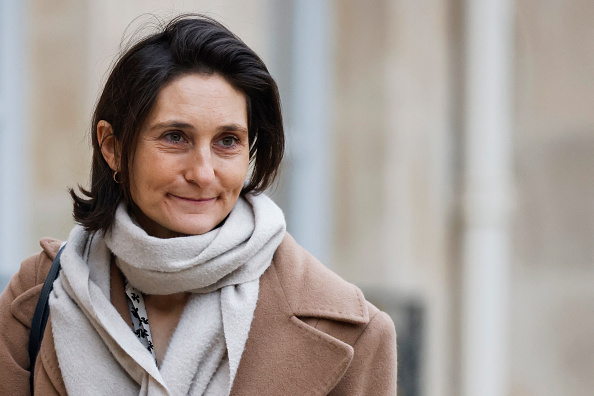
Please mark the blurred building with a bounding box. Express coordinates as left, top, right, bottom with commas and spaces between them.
0, 0, 593, 395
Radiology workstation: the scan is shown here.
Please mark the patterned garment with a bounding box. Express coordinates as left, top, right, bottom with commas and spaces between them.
123, 277, 157, 363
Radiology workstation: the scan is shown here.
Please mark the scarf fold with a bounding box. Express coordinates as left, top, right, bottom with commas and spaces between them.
49, 193, 286, 396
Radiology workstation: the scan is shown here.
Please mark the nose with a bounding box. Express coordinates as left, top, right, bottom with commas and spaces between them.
184, 146, 215, 187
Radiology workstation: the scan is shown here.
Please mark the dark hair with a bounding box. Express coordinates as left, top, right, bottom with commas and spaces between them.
70, 14, 284, 232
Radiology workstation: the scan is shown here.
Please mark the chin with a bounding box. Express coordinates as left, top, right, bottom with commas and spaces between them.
182, 226, 216, 236
170, 218, 219, 236
140, 216, 219, 238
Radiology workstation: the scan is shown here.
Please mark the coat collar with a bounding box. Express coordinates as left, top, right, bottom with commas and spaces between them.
231, 233, 369, 395
271, 233, 368, 324
40, 237, 62, 261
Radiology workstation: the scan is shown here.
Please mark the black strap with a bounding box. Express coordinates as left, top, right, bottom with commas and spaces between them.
28, 243, 65, 393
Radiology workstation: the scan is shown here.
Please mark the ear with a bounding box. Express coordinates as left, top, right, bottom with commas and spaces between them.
97, 120, 118, 171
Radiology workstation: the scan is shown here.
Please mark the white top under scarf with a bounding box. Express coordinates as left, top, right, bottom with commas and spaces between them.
123, 274, 157, 363
49, 193, 286, 396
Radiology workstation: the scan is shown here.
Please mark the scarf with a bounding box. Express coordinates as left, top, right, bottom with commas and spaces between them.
48, 193, 286, 396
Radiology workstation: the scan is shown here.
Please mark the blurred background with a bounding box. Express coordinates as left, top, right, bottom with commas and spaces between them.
1, 0, 593, 395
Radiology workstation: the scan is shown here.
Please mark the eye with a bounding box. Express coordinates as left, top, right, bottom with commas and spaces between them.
164, 131, 186, 144
218, 136, 239, 148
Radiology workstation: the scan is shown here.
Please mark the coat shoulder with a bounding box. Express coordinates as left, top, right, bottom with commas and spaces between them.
0, 238, 63, 396
1, 238, 62, 330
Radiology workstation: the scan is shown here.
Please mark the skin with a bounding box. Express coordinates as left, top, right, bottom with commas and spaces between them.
98, 73, 250, 365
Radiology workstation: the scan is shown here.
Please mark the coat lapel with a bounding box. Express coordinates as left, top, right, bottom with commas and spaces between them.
231, 243, 362, 396
38, 321, 68, 395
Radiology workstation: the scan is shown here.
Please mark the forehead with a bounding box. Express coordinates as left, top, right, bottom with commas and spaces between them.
145, 73, 248, 126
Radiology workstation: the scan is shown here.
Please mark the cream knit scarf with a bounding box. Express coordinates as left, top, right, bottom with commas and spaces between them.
49, 193, 286, 396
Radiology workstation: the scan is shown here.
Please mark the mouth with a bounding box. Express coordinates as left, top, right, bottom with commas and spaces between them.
169, 194, 217, 203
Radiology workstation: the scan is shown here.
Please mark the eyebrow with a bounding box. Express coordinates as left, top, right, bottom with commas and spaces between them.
149, 120, 248, 134
149, 121, 194, 131
219, 123, 249, 134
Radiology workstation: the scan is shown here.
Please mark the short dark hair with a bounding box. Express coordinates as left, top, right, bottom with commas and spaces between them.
70, 14, 284, 232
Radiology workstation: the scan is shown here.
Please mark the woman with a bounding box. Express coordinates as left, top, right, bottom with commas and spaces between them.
0, 15, 396, 395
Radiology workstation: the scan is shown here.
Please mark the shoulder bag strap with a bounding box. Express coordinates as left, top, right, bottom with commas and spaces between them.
28, 243, 65, 393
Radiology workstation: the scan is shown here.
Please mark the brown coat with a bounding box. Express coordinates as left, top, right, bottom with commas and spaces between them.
0, 234, 397, 395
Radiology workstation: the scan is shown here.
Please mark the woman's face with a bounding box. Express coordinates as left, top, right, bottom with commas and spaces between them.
129, 73, 249, 238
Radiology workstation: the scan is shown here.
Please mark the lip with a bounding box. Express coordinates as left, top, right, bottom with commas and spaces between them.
169, 194, 216, 203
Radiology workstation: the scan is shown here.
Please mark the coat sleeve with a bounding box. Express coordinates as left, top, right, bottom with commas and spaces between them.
328, 310, 398, 395
0, 252, 50, 396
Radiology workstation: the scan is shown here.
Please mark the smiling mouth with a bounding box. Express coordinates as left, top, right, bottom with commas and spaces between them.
170, 194, 216, 203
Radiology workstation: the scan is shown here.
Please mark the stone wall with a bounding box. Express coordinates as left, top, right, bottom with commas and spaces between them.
511, 1, 594, 395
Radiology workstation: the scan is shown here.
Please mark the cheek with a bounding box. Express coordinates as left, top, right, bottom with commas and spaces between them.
128, 168, 146, 206
130, 151, 172, 200
221, 157, 249, 188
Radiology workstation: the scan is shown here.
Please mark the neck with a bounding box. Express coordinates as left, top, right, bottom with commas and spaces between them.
144, 292, 190, 311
